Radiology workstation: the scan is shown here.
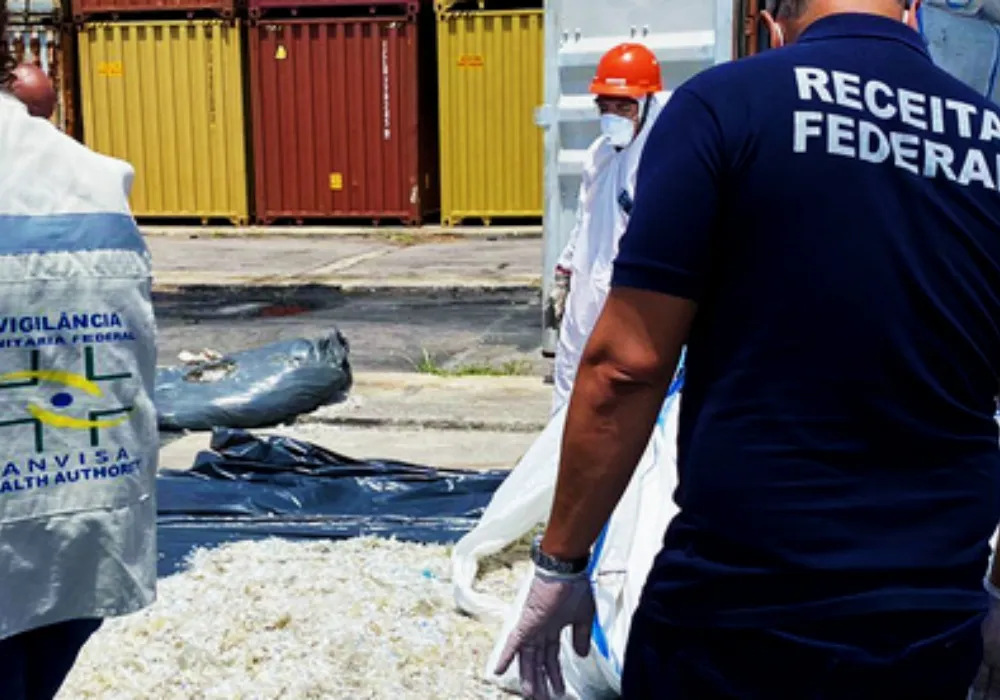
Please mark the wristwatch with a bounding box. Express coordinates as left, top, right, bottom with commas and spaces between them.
531, 535, 589, 577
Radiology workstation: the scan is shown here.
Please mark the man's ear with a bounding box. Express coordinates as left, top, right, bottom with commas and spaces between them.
905, 0, 922, 30
760, 10, 785, 49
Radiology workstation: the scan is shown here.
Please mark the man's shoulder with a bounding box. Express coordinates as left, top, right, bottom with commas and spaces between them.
0, 92, 135, 218
677, 51, 790, 104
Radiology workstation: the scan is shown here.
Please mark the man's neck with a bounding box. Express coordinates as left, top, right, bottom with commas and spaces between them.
790, 0, 906, 41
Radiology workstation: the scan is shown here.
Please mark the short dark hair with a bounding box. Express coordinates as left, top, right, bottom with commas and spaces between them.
765, 0, 806, 19
0, 0, 11, 88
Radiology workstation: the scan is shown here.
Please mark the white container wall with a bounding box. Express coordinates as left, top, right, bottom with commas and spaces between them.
538, 0, 736, 352
3, 24, 73, 134
7, 0, 62, 18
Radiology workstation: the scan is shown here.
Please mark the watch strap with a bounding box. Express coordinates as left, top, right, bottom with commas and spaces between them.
531, 535, 589, 577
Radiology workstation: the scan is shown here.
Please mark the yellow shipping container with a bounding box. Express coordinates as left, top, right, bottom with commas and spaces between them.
78, 20, 248, 224
436, 10, 543, 226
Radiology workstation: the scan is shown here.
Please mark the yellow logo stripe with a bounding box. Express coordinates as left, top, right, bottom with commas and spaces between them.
0, 370, 103, 397
27, 404, 130, 429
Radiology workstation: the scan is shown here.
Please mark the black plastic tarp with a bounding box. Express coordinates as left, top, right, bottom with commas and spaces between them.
155, 333, 352, 432
156, 429, 506, 576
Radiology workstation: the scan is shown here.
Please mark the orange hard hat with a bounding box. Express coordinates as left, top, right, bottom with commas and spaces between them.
590, 43, 663, 99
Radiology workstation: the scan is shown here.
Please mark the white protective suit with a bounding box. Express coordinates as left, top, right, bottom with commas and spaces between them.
452, 370, 684, 699
552, 94, 668, 414
0, 91, 159, 640
923, 0, 1000, 22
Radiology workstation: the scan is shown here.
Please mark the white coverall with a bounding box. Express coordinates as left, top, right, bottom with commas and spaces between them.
0, 90, 158, 641
552, 94, 668, 414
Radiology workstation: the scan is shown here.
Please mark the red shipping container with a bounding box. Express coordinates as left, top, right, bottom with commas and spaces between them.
73, 0, 234, 20
248, 0, 417, 19
249, 17, 437, 224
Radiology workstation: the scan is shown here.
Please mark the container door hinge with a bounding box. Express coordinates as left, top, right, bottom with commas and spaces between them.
534, 104, 556, 128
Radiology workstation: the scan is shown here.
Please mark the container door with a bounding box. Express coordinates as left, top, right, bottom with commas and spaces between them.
249, 18, 421, 224
78, 21, 249, 223
436, 9, 545, 226
538, 0, 737, 353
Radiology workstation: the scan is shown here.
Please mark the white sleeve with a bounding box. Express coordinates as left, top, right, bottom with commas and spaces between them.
556, 179, 588, 272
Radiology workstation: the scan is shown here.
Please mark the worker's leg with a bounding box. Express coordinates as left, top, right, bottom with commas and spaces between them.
22, 618, 102, 700
621, 608, 983, 700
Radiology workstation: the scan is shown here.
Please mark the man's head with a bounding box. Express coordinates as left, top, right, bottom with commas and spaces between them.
11, 63, 57, 119
590, 43, 662, 149
761, 0, 921, 48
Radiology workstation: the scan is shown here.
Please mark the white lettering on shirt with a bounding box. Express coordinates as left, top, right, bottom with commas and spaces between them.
959, 148, 996, 189
946, 99, 976, 139
898, 88, 928, 131
924, 141, 956, 181
793, 111, 824, 153
828, 114, 856, 157
832, 71, 864, 111
891, 132, 921, 175
929, 96, 946, 134
795, 67, 834, 103
980, 110, 1000, 143
864, 80, 896, 120
859, 120, 890, 164
791, 67, 1000, 192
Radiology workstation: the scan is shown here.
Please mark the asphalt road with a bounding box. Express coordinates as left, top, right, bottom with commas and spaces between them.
153, 286, 549, 376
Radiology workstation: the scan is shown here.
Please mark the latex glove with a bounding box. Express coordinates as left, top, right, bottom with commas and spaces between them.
969, 579, 1000, 700
494, 569, 595, 700
544, 267, 572, 330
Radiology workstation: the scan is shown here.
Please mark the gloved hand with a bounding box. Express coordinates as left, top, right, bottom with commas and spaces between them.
544, 267, 572, 330
494, 569, 595, 700
970, 578, 1000, 699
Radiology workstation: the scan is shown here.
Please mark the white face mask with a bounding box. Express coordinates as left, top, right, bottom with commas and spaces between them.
600, 114, 636, 148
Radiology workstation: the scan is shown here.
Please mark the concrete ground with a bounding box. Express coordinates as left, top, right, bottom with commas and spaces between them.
149, 232, 554, 474
146, 234, 543, 290
154, 286, 548, 375
158, 372, 551, 472
142, 224, 542, 239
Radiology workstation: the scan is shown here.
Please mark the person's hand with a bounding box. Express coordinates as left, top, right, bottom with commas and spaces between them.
494, 569, 595, 699
970, 579, 1000, 699
545, 267, 572, 330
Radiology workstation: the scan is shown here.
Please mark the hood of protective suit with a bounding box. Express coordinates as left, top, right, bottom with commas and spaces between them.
573, 91, 669, 274
0, 91, 158, 641
920, 4, 1000, 103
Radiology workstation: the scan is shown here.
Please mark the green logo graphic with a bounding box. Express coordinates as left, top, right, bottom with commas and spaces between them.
0, 347, 133, 452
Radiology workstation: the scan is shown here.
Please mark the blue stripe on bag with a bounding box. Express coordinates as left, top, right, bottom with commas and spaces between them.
0, 213, 145, 256
587, 349, 686, 673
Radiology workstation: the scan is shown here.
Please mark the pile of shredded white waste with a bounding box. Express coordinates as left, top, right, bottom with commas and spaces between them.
59, 536, 529, 699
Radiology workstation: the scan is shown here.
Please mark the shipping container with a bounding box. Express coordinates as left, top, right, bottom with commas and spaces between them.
7, 0, 61, 21
248, 0, 417, 20
78, 20, 249, 223
249, 15, 438, 224
4, 24, 76, 135
537, 0, 735, 352
436, 9, 543, 226
72, 0, 233, 22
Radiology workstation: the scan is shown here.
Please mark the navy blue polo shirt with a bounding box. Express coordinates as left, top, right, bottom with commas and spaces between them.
613, 13, 1000, 627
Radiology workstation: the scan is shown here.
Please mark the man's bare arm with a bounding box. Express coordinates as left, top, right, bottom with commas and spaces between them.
540, 287, 696, 561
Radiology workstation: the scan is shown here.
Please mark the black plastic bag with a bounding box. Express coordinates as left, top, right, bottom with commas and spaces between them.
155, 333, 352, 431
156, 428, 507, 575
